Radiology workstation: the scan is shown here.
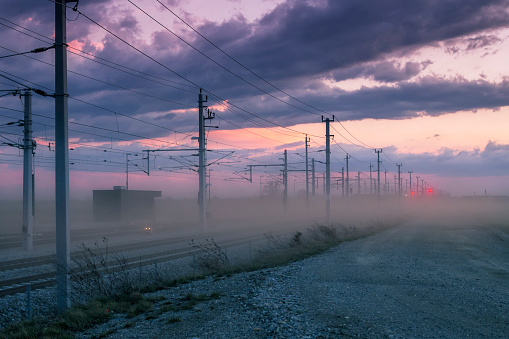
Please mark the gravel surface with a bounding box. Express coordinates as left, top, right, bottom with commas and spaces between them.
73, 217, 509, 338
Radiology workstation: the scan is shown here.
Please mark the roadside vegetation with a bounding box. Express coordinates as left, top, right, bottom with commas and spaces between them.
1, 220, 396, 338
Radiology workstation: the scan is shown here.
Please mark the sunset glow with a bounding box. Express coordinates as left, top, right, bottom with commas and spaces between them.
1, 0, 509, 200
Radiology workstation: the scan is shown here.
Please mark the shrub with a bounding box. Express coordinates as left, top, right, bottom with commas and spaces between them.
69, 238, 137, 302
189, 238, 230, 274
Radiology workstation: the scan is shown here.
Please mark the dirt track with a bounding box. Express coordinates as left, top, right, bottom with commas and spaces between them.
293, 217, 509, 337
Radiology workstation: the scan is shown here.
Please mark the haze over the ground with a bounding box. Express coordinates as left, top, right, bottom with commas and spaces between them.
1, 0, 509, 199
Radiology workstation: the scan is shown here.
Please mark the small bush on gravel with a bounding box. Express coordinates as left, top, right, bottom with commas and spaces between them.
190, 238, 230, 274
255, 224, 356, 268
69, 238, 138, 302
169, 292, 222, 312
167, 316, 181, 324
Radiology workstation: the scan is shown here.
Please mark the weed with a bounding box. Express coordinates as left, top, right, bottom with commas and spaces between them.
209, 291, 221, 299
307, 223, 339, 242
69, 238, 137, 302
2, 220, 396, 339
291, 231, 303, 245
92, 328, 117, 339
0, 294, 145, 339
160, 304, 175, 313
169, 292, 222, 312
167, 317, 181, 324
123, 322, 135, 329
147, 295, 166, 302
190, 238, 230, 274
255, 224, 349, 268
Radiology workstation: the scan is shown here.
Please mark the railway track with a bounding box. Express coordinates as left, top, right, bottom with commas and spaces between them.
0, 227, 256, 272
0, 226, 154, 250
0, 233, 199, 272
0, 232, 266, 297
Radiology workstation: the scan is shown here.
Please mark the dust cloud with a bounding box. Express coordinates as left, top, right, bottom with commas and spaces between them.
1, 194, 508, 238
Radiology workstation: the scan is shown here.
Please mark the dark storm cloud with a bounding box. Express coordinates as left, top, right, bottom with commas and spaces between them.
367, 61, 425, 83
391, 141, 509, 177
328, 76, 509, 121
218, 0, 509, 80
222, 76, 509, 127
153, 113, 177, 121
465, 35, 502, 51
330, 60, 432, 83
315, 140, 509, 178
445, 34, 503, 55
2, 0, 509, 142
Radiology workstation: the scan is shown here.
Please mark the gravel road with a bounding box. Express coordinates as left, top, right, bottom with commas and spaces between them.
79, 217, 509, 338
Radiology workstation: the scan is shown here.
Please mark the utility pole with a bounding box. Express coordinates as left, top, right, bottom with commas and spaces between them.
384, 170, 388, 195
357, 171, 361, 195
416, 176, 420, 196
422, 179, 425, 195
322, 173, 326, 196
305, 135, 310, 211
125, 153, 132, 190
322, 116, 334, 223
408, 171, 413, 195
345, 153, 351, 198
397, 164, 402, 197
259, 175, 264, 198
198, 89, 207, 231
369, 163, 373, 195
375, 149, 382, 198
312, 158, 316, 201
341, 167, 344, 197
207, 170, 212, 203
22, 90, 34, 251
283, 149, 288, 212
55, 0, 76, 313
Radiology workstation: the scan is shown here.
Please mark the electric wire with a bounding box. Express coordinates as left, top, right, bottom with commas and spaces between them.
0, 69, 200, 144
0, 43, 194, 108
1, 13, 375, 151
67, 5, 322, 139
0, 17, 197, 94
156, 0, 375, 146
0, 10, 425, 190
0, 12, 314, 145
130, 0, 323, 117
0, 13, 320, 140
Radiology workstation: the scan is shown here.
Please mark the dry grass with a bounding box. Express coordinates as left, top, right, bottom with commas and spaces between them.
189, 238, 230, 274
69, 238, 139, 302
1, 220, 397, 338
1, 292, 154, 338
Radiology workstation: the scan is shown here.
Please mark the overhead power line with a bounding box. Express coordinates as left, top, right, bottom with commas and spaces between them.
0, 13, 316, 139
63, 4, 318, 138
0, 69, 200, 142
0, 44, 194, 108
156, 0, 375, 147
0, 45, 54, 59
0, 15, 200, 95
130, 0, 322, 117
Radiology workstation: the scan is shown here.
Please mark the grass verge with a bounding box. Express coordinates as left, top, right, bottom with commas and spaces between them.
1, 220, 398, 338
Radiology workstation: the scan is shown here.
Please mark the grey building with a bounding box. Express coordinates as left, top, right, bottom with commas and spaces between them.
93, 187, 161, 222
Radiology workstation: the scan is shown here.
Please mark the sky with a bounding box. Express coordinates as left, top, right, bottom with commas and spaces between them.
1, 0, 509, 200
